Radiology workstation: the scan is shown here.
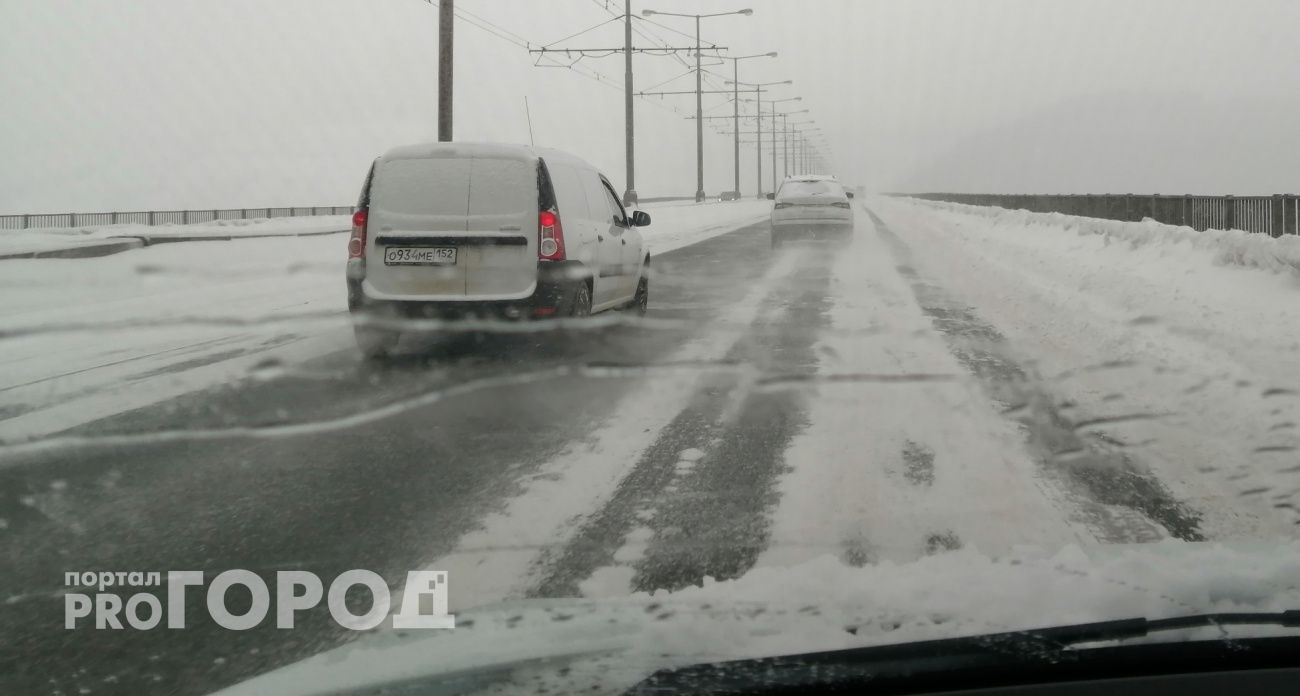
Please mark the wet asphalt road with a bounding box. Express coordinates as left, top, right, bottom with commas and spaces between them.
0, 209, 1217, 696
0, 221, 838, 696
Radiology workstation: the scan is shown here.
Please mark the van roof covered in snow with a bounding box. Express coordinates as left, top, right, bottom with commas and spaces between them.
379, 141, 594, 171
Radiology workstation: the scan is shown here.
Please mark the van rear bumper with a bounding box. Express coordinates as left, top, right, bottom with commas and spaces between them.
347, 260, 588, 320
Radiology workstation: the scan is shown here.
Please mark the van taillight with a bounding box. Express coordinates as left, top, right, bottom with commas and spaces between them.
348, 210, 367, 259
538, 209, 565, 261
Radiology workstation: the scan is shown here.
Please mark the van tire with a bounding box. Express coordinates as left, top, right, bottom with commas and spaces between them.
355, 325, 399, 360
571, 282, 592, 318
629, 275, 649, 316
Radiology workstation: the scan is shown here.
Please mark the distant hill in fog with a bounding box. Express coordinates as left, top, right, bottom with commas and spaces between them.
896, 92, 1300, 195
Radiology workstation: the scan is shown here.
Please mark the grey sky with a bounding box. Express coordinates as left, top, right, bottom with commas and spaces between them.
3, 0, 1299, 213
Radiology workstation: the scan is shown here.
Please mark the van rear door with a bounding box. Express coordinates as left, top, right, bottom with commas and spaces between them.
365, 151, 538, 301
464, 157, 537, 296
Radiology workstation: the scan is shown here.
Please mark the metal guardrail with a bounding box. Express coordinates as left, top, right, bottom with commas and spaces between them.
905, 194, 1300, 237
0, 206, 357, 231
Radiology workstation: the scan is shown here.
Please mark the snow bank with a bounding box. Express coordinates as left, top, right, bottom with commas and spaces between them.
910, 199, 1300, 276
0, 235, 350, 442
24, 215, 352, 240
869, 196, 1300, 540
633, 199, 771, 255
0, 216, 351, 256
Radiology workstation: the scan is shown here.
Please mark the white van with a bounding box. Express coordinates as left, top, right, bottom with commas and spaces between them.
346, 142, 651, 358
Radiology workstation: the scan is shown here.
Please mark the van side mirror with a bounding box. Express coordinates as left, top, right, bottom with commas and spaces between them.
765, 193, 775, 200
845, 191, 855, 199
630, 210, 651, 227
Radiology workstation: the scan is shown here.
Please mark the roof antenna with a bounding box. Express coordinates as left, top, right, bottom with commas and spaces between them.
524, 96, 536, 146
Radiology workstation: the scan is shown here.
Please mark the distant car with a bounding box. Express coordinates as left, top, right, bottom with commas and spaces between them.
767, 176, 855, 248
346, 142, 651, 359
719, 191, 740, 201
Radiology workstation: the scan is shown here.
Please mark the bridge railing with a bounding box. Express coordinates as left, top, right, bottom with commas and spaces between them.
904, 194, 1300, 237
0, 206, 357, 231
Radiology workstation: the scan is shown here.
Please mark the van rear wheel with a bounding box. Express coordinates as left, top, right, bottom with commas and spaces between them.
571, 283, 592, 317
629, 276, 649, 316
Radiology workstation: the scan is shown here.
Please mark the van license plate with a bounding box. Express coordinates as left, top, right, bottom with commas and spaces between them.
383, 247, 457, 266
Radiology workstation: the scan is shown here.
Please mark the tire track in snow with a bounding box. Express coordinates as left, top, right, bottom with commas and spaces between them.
865, 207, 1204, 543
527, 245, 835, 598
757, 212, 1086, 569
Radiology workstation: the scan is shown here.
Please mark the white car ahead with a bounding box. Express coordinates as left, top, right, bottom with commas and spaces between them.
346, 142, 651, 358
768, 175, 855, 247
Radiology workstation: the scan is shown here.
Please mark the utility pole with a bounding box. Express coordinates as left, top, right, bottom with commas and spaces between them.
694, 15, 703, 202
438, 0, 453, 141
731, 88, 798, 196
785, 121, 815, 177
774, 114, 785, 179
770, 106, 777, 193
721, 52, 776, 197
757, 85, 764, 197
732, 59, 740, 196
623, 3, 635, 205
642, 8, 752, 202
533, 6, 729, 206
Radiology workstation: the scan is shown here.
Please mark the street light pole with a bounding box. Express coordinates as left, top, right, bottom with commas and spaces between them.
780, 119, 811, 175
756, 84, 764, 197
644, 8, 752, 202
722, 52, 775, 198
732, 59, 739, 196
623, 3, 636, 205
694, 15, 704, 202
438, 0, 453, 141
770, 106, 777, 193
774, 113, 785, 179
730, 80, 792, 197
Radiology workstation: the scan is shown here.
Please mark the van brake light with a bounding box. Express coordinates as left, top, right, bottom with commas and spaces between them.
538, 209, 566, 261
348, 210, 368, 259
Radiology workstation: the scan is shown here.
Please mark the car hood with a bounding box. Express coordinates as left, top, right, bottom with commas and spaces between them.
214, 540, 1300, 696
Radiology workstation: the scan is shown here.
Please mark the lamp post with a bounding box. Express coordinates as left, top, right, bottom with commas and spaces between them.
642, 8, 754, 202
727, 80, 793, 198
720, 52, 776, 197
786, 121, 815, 175
776, 111, 808, 178
760, 97, 801, 192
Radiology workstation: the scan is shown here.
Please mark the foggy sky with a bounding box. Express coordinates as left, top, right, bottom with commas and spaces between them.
3, 0, 1299, 213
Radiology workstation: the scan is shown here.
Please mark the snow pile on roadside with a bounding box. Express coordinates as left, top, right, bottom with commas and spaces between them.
0, 235, 350, 442
633, 199, 771, 255
910, 198, 1300, 275
113, 215, 352, 239
868, 196, 1300, 540
0, 215, 351, 246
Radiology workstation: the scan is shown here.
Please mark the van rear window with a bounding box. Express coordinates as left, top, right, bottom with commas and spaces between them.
372, 157, 473, 216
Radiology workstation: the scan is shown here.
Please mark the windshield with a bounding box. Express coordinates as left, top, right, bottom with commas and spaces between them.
3, 1, 1299, 695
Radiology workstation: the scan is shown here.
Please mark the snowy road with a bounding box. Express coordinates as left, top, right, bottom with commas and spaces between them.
2, 199, 1298, 695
